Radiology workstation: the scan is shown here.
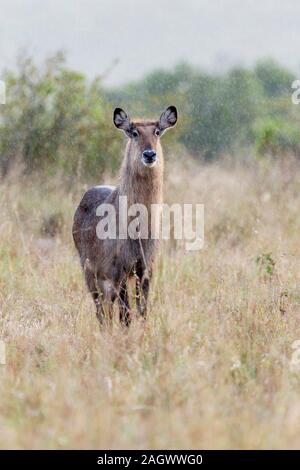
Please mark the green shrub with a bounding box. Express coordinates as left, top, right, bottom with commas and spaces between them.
254, 117, 300, 158
0, 53, 122, 177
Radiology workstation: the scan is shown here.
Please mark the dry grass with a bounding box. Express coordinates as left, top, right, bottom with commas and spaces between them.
1, 159, 300, 449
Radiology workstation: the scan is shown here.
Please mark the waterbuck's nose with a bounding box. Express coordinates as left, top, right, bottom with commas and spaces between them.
142, 149, 157, 164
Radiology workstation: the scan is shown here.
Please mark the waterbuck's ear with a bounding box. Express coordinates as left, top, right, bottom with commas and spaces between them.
113, 108, 131, 132
159, 106, 178, 133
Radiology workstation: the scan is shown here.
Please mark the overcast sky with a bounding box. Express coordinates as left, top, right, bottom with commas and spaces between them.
1, 0, 300, 85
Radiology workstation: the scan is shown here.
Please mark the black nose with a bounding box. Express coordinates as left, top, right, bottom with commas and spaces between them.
142, 149, 157, 163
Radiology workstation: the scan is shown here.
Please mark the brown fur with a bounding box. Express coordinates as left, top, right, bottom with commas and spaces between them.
72, 107, 177, 326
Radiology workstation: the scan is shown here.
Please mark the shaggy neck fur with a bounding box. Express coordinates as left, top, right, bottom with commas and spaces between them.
119, 140, 164, 209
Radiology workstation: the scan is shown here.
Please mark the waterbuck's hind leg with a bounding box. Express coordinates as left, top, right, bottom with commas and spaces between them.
84, 267, 104, 325
84, 268, 114, 326
119, 279, 131, 327
136, 264, 151, 319
98, 300, 114, 326
98, 279, 116, 326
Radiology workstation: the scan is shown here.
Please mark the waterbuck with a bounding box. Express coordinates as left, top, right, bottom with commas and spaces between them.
72, 106, 177, 326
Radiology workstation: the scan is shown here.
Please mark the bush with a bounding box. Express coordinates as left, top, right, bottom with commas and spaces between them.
181, 68, 260, 159
254, 117, 300, 158
254, 59, 294, 97
0, 53, 122, 177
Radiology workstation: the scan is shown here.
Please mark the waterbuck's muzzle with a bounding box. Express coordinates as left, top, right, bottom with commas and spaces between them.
142, 149, 157, 167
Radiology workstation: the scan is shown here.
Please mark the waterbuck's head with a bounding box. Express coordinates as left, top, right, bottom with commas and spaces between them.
113, 106, 177, 170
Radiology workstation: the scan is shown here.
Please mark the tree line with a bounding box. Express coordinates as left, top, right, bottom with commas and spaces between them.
0, 53, 299, 177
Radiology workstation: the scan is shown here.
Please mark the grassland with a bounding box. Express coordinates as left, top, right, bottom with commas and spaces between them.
1, 158, 300, 449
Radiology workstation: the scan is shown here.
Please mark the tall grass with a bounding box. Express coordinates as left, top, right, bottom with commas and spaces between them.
0, 159, 300, 449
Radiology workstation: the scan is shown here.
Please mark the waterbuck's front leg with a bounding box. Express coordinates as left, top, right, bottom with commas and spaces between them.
118, 279, 131, 326
136, 264, 151, 319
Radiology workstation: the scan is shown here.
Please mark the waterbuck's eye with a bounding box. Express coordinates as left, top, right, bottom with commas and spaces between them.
132, 129, 139, 138
154, 129, 160, 137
